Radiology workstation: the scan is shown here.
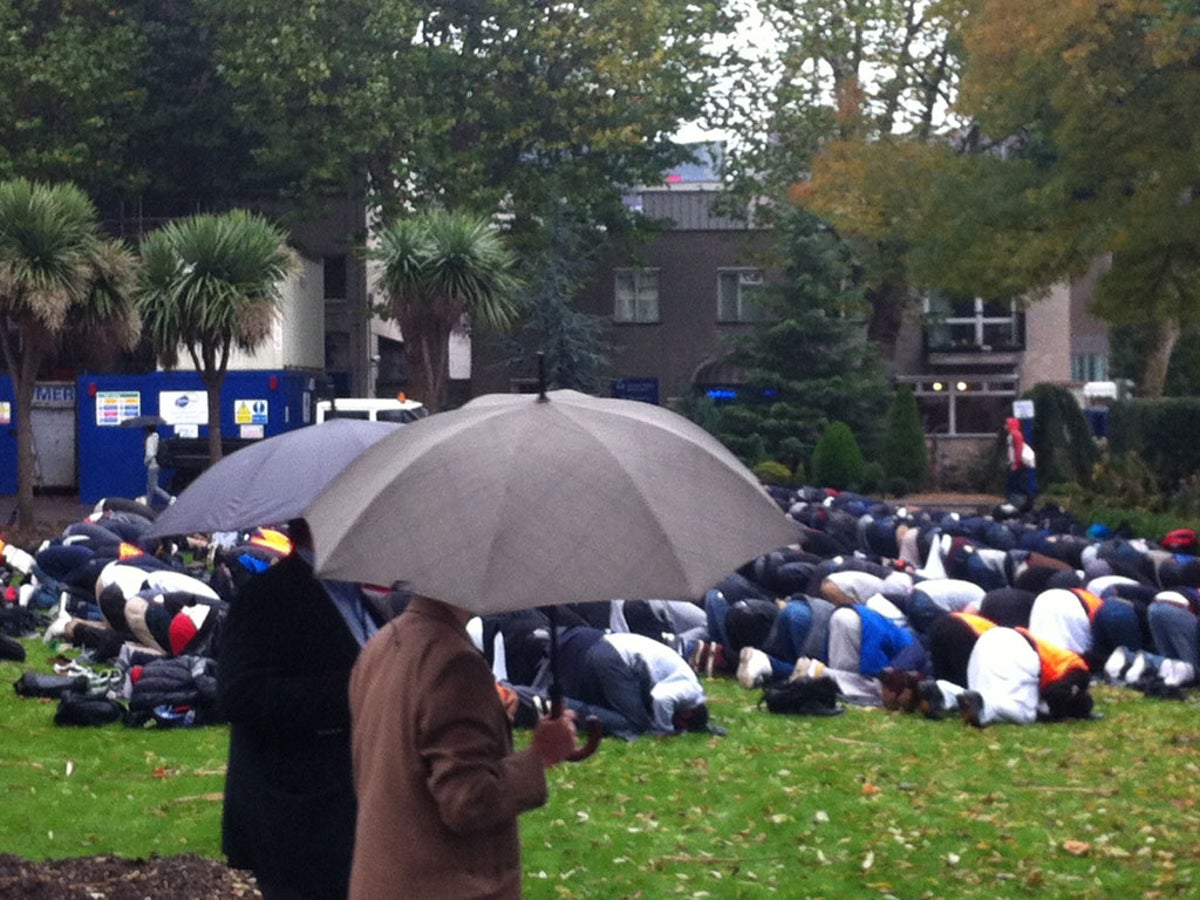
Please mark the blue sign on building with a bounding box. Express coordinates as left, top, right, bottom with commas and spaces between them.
611, 378, 660, 405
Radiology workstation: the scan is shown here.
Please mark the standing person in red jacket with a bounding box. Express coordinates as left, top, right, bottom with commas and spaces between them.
1004, 416, 1037, 508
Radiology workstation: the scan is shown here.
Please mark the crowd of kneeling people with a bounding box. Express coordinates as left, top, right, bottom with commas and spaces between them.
4, 486, 1199, 896
8, 486, 1197, 736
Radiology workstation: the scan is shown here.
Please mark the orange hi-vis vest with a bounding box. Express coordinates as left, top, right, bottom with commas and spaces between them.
951, 612, 997, 637
1070, 587, 1104, 623
1016, 627, 1089, 693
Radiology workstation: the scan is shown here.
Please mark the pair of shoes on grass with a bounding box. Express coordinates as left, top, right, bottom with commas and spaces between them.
688, 640, 726, 678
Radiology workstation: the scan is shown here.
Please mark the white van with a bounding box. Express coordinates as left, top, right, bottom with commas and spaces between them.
315, 396, 429, 425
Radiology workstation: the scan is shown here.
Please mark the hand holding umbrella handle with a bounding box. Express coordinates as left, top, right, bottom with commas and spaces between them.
550, 695, 603, 762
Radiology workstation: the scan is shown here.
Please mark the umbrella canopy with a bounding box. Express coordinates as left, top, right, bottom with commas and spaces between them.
119, 414, 167, 428
145, 418, 402, 538
307, 390, 798, 614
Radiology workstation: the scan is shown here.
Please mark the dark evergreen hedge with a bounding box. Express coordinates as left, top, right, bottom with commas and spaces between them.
1025, 383, 1099, 488
1109, 397, 1200, 492
878, 385, 929, 490
811, 421, 867, 490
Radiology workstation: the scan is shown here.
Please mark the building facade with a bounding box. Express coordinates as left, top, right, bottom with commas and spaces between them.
473, 170, 1109, 489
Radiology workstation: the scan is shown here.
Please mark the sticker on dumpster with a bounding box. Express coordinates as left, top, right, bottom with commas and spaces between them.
159, 391, 208, 426
235, 400, 268, 425
96, 391, 141, 426
0, 402, 9, 425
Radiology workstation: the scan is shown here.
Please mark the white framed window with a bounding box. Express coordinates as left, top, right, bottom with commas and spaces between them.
717, 268, 765, 323
614, 268, 660, 323
1071, 353, 1108, 382
924, 295, 1022, 351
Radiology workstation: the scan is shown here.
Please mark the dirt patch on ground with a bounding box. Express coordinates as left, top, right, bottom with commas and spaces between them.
0, 854, 260, 899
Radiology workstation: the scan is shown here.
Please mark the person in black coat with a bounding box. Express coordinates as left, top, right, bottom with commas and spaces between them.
218, 519, 379, 900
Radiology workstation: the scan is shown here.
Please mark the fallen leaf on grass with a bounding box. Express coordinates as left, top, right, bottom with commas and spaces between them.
1062, 840, 1090, 856
861, 782, 882, 797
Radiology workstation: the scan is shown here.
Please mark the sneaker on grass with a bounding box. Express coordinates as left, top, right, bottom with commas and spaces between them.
737, 647, 771, 690
42, 601, 73, 645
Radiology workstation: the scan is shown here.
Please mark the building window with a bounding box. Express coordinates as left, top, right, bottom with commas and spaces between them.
324, 255, 348, 302
899, 374, 1018, 436
614, 268, 660, 323
924, 294, 1022, 352
717, 268, 765, 323
1071, 353, 1108, 382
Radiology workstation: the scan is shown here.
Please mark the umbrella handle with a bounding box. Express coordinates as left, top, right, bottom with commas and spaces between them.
568, 717, 603, 762
549, 695, 603, 762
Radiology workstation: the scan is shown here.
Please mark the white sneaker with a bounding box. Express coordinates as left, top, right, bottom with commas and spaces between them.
1124, 651, 1147, 685
42, 600, 73, 644
737, 647, 771, 690
1163, 659, 1195, 688
1104, 647, 1130, 682
788, 656, 827, 682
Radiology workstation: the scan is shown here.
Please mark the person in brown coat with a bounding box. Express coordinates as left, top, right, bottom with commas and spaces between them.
348, 594, 577, 900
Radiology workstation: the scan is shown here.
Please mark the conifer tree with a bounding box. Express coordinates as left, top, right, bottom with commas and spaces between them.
811, 421, 867, 491
878, 384, 929, 492
702, 209, 890, 473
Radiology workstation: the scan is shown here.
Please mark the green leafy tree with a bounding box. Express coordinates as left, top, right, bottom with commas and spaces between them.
119, 0, 269, 210
945, 0, 1200, 397
702, 209, 891, 472
0, 179, 140, 527
724, 0, 963, 363
811, 420, 867, 491
0, 0, 146, 199
1110, 319, 1200, 397
137, 210, 296, 464
374, 211, 521, 410
0, 0, 309, 212
208, 0, 737, 221
878, 384, 928, 491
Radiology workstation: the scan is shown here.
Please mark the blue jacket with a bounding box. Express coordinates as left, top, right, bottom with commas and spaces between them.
854, 604, 914, 677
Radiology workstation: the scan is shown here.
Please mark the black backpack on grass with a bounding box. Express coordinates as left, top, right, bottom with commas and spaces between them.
54, 689, 127, 726
758, 675, 844, 717
14, 671, 87, 699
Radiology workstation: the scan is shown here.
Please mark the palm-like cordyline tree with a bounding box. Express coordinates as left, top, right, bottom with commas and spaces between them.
137, 210, 296, 464
374, 211, 522, 410
0, 179, 140, 528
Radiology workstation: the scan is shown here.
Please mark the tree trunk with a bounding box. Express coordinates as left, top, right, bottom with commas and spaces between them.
865, 278, 908, 367
204, 374, 225, 464
1137, 315, 1180, 398
398, 314, 452, 411
401, 332, 434, 410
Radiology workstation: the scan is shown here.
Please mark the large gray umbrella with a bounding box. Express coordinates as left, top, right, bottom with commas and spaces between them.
145, 418, 402, 538
306, 389, 797, 613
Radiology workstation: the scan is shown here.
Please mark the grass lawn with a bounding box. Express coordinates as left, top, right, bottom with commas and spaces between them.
3, 639, 1199, 899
